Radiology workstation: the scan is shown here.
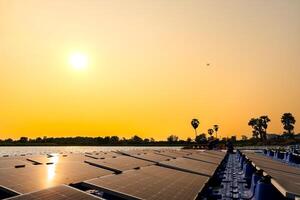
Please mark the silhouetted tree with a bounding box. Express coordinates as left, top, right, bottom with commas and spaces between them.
213, 125, 219, 139
5, 138, 13, 143
195, 133, 206, 144
248, 118, 259, 139
208, 129, 214, 139
260, 116, 271, 141
36, 137, 42, 143
130, 135, 143, 144
248, 116, 270, 141
103, 136, 110, 143
241, 135, 248, 141
110, 136, 119, 144
281, 113, 296, 136
186, 137, 192, 143
19, 137, 28, 143
191, 119, 200, 139
230, 135, 237, 142
167, 135, 179, 143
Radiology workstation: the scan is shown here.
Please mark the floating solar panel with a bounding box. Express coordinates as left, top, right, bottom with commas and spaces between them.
0, 162, 113, 194
158, 157, 218, 177
84, 165, 209, 200
8, 185, 101, 200
85, 152, 121, 160
127, 152, 172, 163
85, 156, 154, 173
244, 153, 300, 174
196, 151, 225, 160
154, 150, 188, 159
117, 149, 155, 156
183, 153, 223, 165
244, 152, 300, 199
60, 153, 93, 163
203, 150, 226, 158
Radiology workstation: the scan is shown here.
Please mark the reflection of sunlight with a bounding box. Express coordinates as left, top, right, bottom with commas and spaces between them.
47, 156, 59, 181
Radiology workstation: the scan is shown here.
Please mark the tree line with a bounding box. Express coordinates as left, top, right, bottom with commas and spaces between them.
248, 112, 297, 142
0, 135, 195, 146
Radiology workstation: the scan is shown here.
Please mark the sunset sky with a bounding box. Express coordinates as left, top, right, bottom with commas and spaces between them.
0, 0, 299, 140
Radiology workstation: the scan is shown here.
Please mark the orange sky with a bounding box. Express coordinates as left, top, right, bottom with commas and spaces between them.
0, 0, 299, 140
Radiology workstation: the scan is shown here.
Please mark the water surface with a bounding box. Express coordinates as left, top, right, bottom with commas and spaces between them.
0, 146, 182, 156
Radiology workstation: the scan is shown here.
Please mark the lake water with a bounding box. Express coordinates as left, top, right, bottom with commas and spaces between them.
0, 146, 182, 157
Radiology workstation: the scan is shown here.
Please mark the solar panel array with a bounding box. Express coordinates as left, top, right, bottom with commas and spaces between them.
8, 185, 101, 200
85, 156, 154, 173
84, 165, 209, 200
243, 152, 300, 198
0, 150, 226, 199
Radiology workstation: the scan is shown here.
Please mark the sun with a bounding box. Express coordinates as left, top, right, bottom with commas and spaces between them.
69, 53, 88, 70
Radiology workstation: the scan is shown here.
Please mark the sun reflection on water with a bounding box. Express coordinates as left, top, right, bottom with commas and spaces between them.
47, 155, 59, 181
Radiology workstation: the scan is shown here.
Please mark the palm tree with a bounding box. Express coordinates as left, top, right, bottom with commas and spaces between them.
208, 128, 214, 139
213, 125, 219, 139
191, 119, 200, 139
281, 113, 296, 135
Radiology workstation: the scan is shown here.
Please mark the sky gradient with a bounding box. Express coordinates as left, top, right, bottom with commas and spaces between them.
0, 0, 300, 140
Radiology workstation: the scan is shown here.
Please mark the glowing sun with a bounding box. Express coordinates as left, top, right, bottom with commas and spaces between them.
69, 53, 88, 70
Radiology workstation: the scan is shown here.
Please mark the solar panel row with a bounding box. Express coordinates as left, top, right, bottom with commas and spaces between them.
243, 152, 300, 199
